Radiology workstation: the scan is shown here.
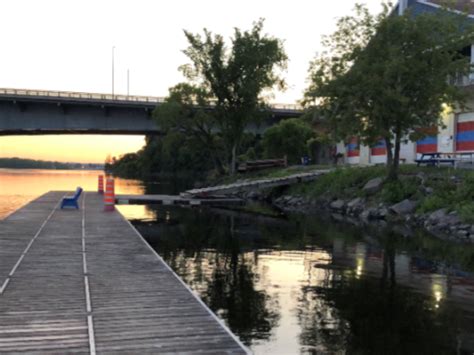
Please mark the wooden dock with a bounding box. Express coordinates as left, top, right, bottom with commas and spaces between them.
0, 191, 249, 354
116, 194, 245, 207
181, 169, 330, 197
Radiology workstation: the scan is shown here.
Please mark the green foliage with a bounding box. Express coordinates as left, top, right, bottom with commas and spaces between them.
180, 19, 288, 174
418, 195, 446, 214
0, 158, 84, 170
380, 178, 420, 204
106, 134, 215, 178
305, 4, 474, 179
417, 173, 474, 217
290, 166, 386, 199
457, 202, 474, 224
262, 118, 314, 164
154, 83, 226, 174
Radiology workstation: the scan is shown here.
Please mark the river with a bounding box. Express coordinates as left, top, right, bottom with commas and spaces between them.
1, 168, 474, 354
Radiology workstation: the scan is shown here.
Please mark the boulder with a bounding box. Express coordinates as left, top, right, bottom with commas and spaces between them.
347, 197, 363, 209
428, 208, 447, 222
390, 199, 417, 215
377, 207, 389, 219
458, 224, 471, 231
444, 213, 461, 226
424, 187, 434, 195
363, 177, 384, 194
360, 208, 375, 221
330, 199, 345, 210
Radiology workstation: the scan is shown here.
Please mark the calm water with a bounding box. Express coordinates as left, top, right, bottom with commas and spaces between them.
2, 169, 474, 354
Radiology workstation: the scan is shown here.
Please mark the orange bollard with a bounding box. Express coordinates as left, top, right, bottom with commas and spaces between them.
104, 178, 115, 211
98, 175, 104, 194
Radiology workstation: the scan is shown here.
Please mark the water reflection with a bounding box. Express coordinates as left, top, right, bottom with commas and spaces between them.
133, 206, 474, 354
2, 169, 474, 353
0, 168, 144, 219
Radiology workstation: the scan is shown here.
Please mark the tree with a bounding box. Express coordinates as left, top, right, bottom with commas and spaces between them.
154, 83, 225, 174
304, 4, 474, 180
262, 118, 314, 164
178, 19, 287, 174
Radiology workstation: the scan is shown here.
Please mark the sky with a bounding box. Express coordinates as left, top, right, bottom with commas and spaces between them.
0, 0, 384, 163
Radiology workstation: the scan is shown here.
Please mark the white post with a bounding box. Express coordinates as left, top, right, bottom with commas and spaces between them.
398, 0, 407, 16
127, 69, 130, 96
112, 46, 115, 98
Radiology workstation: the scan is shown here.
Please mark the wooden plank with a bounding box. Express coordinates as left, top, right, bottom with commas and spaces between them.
0, 191, 248, 354
181, 169, 330, 197
116, 194, 244, 206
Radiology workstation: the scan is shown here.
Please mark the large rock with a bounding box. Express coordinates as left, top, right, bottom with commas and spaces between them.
347, 197, 364, 209
330, 199, 345, 211
444, 214, 461, 226
428, 208, 447, 222
360, 207, 376, 221
390, 199, 417, 215
363, 177, 384, 194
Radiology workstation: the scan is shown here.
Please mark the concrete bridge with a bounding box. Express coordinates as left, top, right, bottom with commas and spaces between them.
0, 88, 303, 135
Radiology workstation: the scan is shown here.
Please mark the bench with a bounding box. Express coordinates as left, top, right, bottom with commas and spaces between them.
415, 153, 455, 167
60, 187, 83, 209
237, 157, 287, 173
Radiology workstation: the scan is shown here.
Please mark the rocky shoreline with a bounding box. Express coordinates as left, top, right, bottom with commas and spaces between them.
236, 174, 474, 244
273, 194, 473, 243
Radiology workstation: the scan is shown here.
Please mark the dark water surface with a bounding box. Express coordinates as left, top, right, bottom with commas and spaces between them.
2, 169, 474, 354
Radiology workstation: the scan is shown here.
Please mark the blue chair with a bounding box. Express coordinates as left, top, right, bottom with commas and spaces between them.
60, 187, 83, 209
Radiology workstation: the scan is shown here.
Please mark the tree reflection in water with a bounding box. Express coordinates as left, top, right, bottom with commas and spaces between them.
139, 208, 280, 346
132, 204, 474, 354
298, 232, 462, 354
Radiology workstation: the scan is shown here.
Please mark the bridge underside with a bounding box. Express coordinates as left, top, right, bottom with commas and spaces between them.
0, 100, 160, 135
0, 93, 300, 136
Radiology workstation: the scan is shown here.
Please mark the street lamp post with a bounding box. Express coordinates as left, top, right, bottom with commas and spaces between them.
127, 69, 130, 96
112, 46, 115, 98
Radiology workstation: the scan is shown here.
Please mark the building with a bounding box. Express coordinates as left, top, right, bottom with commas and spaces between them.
337, 0, 474, 165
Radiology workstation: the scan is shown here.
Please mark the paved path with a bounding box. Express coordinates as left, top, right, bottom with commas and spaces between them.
0, 191, 248, 354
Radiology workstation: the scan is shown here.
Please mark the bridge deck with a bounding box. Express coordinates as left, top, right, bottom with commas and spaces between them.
0, 192, 247, 354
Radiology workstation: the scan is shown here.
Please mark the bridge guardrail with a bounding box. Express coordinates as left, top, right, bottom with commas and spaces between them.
0, 88, 302, 110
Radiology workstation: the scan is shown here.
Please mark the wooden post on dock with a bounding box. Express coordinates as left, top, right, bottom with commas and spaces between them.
104, 178, 115, 211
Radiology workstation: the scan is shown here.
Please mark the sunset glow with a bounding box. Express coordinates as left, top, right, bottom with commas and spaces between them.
0, 135, 145, 163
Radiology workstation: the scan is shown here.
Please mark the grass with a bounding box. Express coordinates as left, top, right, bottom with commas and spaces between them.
286, 164, 474, 223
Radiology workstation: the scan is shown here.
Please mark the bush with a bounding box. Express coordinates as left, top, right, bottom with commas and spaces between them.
262, 118, 314, 164
380, 178, 419, 204
457, 203, 474, 224
290, 166, 386, 199
418, 195, 446, 213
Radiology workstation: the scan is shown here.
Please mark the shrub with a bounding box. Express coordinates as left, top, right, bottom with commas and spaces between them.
418, 195, 446, 213
457, 203, 474, 224
380, 178, 419, 204
262, 118, 314, 164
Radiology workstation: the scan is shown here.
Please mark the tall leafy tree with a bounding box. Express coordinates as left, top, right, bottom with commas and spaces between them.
154, 83, 225, 174
178, 19, 288, 174
305, 4, 474, 180
262, 118, 314, 164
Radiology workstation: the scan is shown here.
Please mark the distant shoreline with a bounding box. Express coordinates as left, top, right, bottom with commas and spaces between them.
0, 157, 104, 170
